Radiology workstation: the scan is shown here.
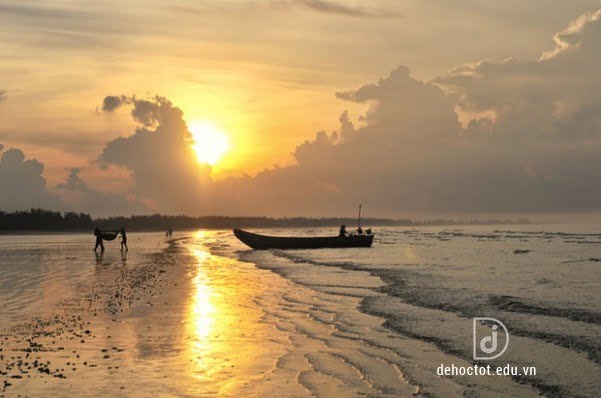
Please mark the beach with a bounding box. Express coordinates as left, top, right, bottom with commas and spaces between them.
1, 226, 600, 397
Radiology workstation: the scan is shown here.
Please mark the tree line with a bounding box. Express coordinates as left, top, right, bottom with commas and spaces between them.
0, 208, 410, 231
0, 208, 529, 232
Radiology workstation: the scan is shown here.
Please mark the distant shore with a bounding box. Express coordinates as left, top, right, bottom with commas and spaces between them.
0, 208, 531, 233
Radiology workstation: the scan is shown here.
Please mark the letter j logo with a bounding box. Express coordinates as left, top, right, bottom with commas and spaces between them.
473, 317, 509, 360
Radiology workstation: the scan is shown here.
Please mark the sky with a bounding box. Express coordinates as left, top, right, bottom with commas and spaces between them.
1, 0, 601, 218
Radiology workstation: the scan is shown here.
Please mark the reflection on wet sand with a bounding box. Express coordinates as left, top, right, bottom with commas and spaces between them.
3, 228, 600, 397
188, 245, 216, 375
180, 232, 290, 396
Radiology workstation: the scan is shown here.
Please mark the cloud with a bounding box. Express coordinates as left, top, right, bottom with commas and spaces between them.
101, 95, 126, 112
97, 96, 212, 214
0, 143, 144, 216
206, 6, 601, 216
93, 5, 601, 216
56, 168, 147, 216
207, 67, 466, 215
293, 0, 403, 19
0, 2, 90, 21
0, 144, 59, 210
540, 8, 601, 60
435, 6, 601, 140
7, 5, 599, 218
0, 1, 140, 50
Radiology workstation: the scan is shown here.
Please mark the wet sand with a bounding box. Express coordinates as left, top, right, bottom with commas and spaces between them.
1, 229, 599, 397
1, 237, 283, 396
1, 236, 435, 397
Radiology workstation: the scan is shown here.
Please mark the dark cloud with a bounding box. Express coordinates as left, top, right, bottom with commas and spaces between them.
56, 168, 147, 216
93, 6, 601, 216
206, 7, 601, 216
101, 95, 126, 112
97, 96, 212, 214
0, 143, 141, 216
0, 144, 59, 210
0, 129, 111, 155
294, 0, 403, 19
0, 3, 90, 21
101, 95, 181, 127
207, 67, 465, 216
0, 1, 141, 50
8, 6, 598, 217
434, 7, 601, 140
164, 1, 403, 19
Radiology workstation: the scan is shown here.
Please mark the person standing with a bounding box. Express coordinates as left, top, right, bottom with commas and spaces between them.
120, 227, 128, 251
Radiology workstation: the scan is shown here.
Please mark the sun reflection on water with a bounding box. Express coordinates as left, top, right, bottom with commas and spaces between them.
183, 231, 271, 395
186, 235, 219, 377
190, 255, 214, 341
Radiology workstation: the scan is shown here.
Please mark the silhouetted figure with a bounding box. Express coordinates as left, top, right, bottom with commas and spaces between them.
365, 228, 372, 235
356, 227, 364, 235
119, 227, 128, 251
339, 225, 348, 237
94, 228, 105, 252
168, 228, 173, 237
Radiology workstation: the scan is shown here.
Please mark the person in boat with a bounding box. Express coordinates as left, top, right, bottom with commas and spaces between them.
94, 227, 105, 252
356, 227, 364, 235
119, 227, 128, 251
339, 225, 349, 237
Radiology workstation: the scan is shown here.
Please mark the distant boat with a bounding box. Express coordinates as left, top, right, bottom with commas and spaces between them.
233, 228, 374, 250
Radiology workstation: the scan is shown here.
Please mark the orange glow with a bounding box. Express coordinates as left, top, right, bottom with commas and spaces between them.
189, 121, 230, 166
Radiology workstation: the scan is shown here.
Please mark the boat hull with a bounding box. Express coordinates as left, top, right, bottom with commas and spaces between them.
102, 232, 119, 241
233, 228, 374, 250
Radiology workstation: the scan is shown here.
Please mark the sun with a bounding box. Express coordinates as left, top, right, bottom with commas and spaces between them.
188, 121, 230, 166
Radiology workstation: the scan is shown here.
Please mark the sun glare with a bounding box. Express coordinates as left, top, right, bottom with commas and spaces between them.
189, 121, 230, 166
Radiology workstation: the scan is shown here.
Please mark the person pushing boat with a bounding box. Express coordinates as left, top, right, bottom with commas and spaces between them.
93, 227, 105, 252
93, 228, 122, 251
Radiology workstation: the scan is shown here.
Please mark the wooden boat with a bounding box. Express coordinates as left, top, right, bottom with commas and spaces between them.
94, 230, 119, 241
100, 231, 119, 241
233, 228, 374, 250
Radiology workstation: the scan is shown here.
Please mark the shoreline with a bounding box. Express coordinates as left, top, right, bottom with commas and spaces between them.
232, 239, 600, 397
235, 249, 542, 397
0, 239, 191, 396
2, 230, 599, 397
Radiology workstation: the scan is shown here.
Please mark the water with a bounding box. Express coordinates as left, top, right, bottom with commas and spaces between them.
0, 232, 167, 323
208, 224, 601, 396
1, 226, 600, 396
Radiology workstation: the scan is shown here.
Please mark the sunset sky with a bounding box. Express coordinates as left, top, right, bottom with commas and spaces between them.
1, 0, 601, 217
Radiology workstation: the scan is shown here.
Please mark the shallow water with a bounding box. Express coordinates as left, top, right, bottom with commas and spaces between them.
208, 224, 601, 396
0, 232, 166, 323
1, 226, 600, 397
